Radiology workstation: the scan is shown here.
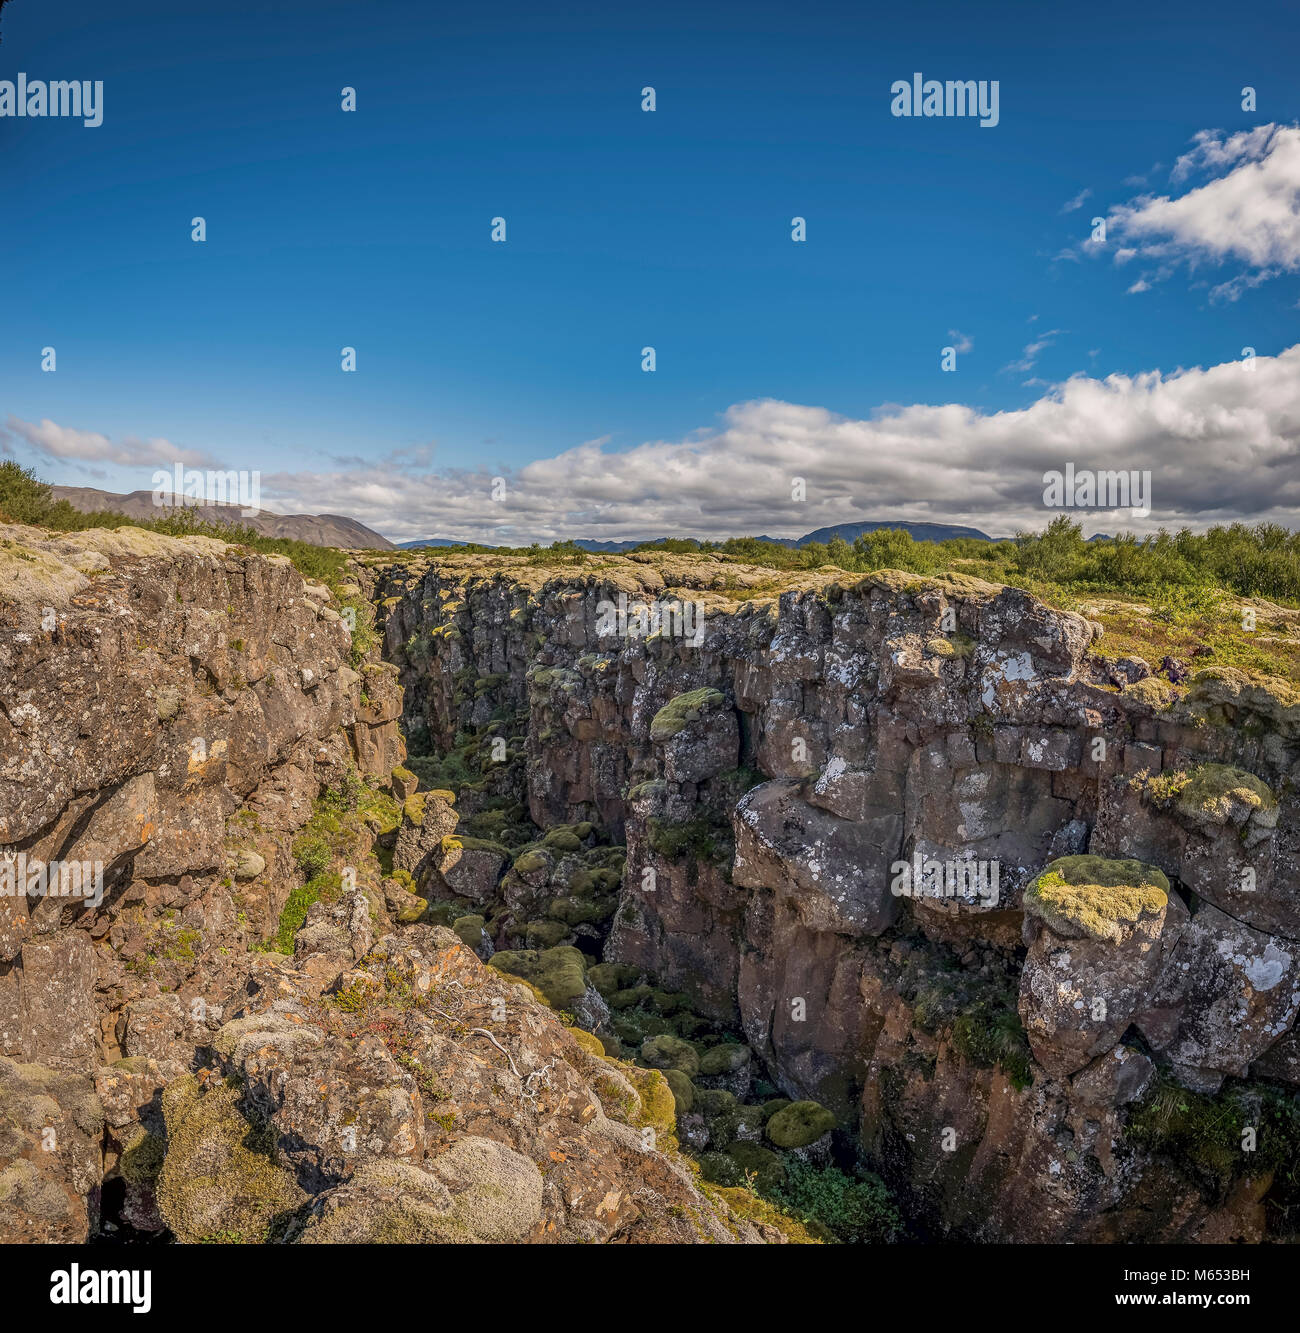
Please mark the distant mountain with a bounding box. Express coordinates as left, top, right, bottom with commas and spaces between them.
796, 520, 997, 546
575, 522, 1000, 551
398, 519, 1006, 555
51, 486, 394, 550
398, 538, 495, 550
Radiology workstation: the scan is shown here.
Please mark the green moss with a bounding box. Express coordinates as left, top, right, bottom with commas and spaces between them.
1024, 855, 1169, 943
1128, 1072, 1300, 1192
618, 1063, 678, 1147
1125, 676, 1177, 709
649, 687, 725, 742
640, 1034, 701, 1078
269, 872, 341, 954
725, 1141, 788, 1192
541, 828, 582, 854
700, 1183, 823, 1245
765, 1100, 836, 1149
511, 849, 549, 876
487, 945, 587, 1009
119, 1128, 166, 1186
156, 1076, 305, 1244
452, 914, 486, 950
1177, 763, 1275, 823
524, 918, 569, 949
699, 1044, 750, 1076
693, 1088, 737, 1120
662, 1067, 694, 1115
647, 814, 731, 864
565, 1026, 606, 1059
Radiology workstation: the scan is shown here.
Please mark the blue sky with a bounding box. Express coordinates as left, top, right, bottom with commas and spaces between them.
1, 0, 1298, 542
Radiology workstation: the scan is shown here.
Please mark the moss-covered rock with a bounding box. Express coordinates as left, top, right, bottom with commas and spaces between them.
649, 687, 725, 742
699, 1044, 751, 1076
156, 1075, 306, 1243
525, 918, 570, 950
765, 1100, 836, 1150
1174, 763, 1276, 827
511, 849, 550, 876
541, 828, 583, 853
487, 945, 587, 1009
1023, 855, 1169, 944
565, 1026, 606, 1059
662, 1067, 694, 1115
452, 914, 487, 951
640, 1033, 701, 1078
724, 1141, 787, 1191
588, 962, 638, 997
693, 1087, 738, 1120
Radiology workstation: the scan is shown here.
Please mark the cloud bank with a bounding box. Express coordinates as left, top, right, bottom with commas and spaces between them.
16, 345, 1279, 546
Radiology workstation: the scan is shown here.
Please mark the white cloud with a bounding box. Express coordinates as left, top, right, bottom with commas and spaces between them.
947, 329, 973, 354
1101, 124, 1300, 290
2, 416, 217, 468
1060, 187, 1092, 213
243, 345, 1300, 544
1001, 329, 1063, 374
21, 350, 1300, 546
1171, 124, 1279, 182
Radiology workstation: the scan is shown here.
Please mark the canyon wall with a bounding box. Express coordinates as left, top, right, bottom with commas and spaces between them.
374, 550, 1300, 1242
0, 526, 759, 1245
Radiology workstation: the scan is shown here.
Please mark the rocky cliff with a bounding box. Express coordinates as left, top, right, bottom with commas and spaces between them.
0, 525, 776, 1245
367, 547, 1300, 1243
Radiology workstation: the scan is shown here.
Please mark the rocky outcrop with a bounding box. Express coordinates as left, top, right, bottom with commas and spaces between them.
0, 526, 785, 1245
370, 549, 1300, 1241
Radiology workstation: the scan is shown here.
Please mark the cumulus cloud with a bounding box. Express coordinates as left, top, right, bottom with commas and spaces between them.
2, 416, 218, 468
18, 349, 1300, 546
1060, 188, 1092, 213
1097, 124, 1300, 296
243, 345, 1300, 544
947, 329, 973, 354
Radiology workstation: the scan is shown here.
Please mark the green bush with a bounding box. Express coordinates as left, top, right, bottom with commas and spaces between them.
767, 1161, 902, 1244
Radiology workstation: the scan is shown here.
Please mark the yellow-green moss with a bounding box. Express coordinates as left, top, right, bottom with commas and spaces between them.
156, 1075, 305, 1244
487, 945, 586, 1009
1175, 762, 1275, 824
700, 1182, 824, 1244
1024, 855, 1169, 943
649, 687, 725, 742
764, 1100, 836, 1149
565, 1026, 605, 1059
1125, 676, 1177, 709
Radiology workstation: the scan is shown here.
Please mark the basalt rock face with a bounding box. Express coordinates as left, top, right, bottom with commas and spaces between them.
374, 551, 1300, 1242
0, 526, 774, 1245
